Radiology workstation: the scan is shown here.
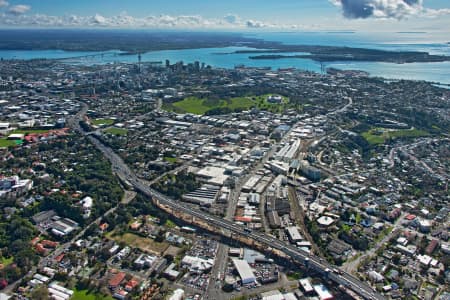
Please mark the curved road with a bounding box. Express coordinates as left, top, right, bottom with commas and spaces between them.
78, 135, 383, 300
72, 101, 383, 300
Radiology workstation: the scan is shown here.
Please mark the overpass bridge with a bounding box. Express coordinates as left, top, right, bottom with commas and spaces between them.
83, 130, 384, 300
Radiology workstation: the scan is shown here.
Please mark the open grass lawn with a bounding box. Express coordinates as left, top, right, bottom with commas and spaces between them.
104, 127, 128, 135
92, 118, 115, 126
12, 129, 51, 134
362, 132, 385, 145
389, 129, 429, 138
225, 97, 255, 110
171, 97, 215, 114
0, 138, 17, 147
0, 256, 14, 267
164, 156, 178, 163
72, 289, 114, 300
165, 219, 177, 228
362, 128, 429, 145
166, 94, 291, 115
108, 231, 169, 255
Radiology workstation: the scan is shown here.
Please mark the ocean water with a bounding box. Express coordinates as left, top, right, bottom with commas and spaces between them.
0, 49, 116, 60
0, 31, 449, 84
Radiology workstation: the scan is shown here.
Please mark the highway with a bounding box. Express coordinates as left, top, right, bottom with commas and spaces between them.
70, 96, 383, 300
76, 123, 384, 300
134, 177, 382, 300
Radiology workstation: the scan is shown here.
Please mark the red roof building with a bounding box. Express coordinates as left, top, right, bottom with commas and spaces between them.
426, 239, 439, 255
234, 216, 252, 223
54, 253, 65, 263
124, 278, 139, 291
109, 272, 126, 289
99, 223, 109, 231
31, 236, 40, 246
35, 243, 49, 256
41, 240, 59, 248
405, 214, 416, 221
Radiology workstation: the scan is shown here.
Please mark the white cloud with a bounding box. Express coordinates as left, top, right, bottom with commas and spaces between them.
422, 7, 450, 17
330, 0, 450, 19
246, 19, 267, 28
0, 12, 276, 29
8, 4, 30, 15
92, 14, 107, 25
0, 9, 447, 31
0, 0, 9, 8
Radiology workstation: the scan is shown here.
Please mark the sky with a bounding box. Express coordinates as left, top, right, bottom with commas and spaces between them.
0, 0, 449, 32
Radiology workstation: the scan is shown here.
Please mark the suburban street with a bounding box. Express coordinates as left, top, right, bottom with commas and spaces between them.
71, 106, 385, 300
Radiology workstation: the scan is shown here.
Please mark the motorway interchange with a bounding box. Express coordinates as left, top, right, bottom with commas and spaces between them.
83, 127, 385, 300
66, 96, 387, 300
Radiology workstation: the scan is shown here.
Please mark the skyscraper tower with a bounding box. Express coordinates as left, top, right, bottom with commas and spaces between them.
138, 53, 142, 73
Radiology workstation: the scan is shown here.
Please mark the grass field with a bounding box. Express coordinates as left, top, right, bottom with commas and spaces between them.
0, 256, 14, 267
165, 219, 177, 228
92, 118, 115, 126
72, 289, 114, 300
362, 128, 429, 145
108, 231, 169, 255
0, 139, 17, 147
164, 157, 178, 163
171, 97, 218, 114
104, 127, 128, 135
12, 129, 51, 134
165, 94, 291, 115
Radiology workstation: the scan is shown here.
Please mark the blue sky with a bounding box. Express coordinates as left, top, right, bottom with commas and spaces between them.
3, 0, 333, 18
0, 0, 449, 31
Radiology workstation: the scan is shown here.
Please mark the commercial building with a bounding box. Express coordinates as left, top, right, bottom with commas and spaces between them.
50, 218, 79, 237
275, 139, 301, 162
266, 161, 289, 175
248, 193, 261, 205
267, 95, 283, 103
368, 271, 384, 283
261, 290, 284, 300
168, 289, 185, 300
419, 219, 432, 233
196, 166, 229, 186
299, 161, 322, 181
242, 175, 262, 192
286, 226, 303, 243
134, 254, 157, 269
317, 216, 335, 227
313, 284, 334, 300
182, 184, 220, 206
7, 133, 24, 140
163, 263, 180, 280
181, 255, 214, 274
48, 282, 74, 300
267, 211, 281, 228
0, 175, 33, 199
299, 278, 314, 294
232, 259, 256, 284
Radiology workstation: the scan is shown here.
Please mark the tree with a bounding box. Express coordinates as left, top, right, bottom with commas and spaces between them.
30, 285, 50, 300
417, 236, 428, 254
392, 254, 401, 265
121, 260, 131, 269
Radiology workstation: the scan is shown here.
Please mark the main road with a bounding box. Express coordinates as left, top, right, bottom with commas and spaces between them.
74, 116, 384, 300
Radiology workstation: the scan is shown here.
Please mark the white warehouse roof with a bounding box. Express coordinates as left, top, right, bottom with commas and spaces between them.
232, 259, 256, 284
